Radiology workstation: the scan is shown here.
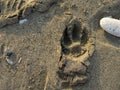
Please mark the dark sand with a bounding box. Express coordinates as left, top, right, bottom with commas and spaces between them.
0, 0, 120, 90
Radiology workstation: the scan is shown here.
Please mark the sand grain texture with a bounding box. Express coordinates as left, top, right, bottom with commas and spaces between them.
0, 0, 120, 90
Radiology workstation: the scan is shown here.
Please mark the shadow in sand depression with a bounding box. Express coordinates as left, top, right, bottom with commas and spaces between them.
72, 51, 101, 90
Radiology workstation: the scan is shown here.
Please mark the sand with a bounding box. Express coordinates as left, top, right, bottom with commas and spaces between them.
0, 0, 120, 90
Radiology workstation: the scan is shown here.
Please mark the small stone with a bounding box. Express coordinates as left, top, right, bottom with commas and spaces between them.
100, 17, 120, 37
19, 19, 27, 25
4, 51, 13, 57
6, 58, 14, 65
4, 51, 16, 65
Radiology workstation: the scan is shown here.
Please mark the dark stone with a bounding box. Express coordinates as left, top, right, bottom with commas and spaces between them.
4, 51, 13, 57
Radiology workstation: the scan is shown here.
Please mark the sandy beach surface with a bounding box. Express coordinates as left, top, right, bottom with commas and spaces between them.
0, 0, 120, 90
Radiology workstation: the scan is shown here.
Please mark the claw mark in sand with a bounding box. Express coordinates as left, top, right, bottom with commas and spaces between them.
56, 18, 95, 88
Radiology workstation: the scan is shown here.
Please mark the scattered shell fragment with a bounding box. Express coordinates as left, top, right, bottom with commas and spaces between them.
18, 57, 22, 64
19, 19, 28, 25
4, 51, 16, 65
100, 17, 120, 37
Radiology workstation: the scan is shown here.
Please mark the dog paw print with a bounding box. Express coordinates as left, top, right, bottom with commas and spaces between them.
0, 0, 57, 28
0, 0, 36, 28
56, 19, 95, 88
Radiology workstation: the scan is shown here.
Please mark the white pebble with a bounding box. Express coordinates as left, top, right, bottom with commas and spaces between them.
100, 17, 120, 37
19, 19, 27, 25
6, 58, 14, 65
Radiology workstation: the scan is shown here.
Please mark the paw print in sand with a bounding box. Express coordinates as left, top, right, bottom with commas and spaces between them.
57, 19, 95, 88
0, 0, 56, 28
